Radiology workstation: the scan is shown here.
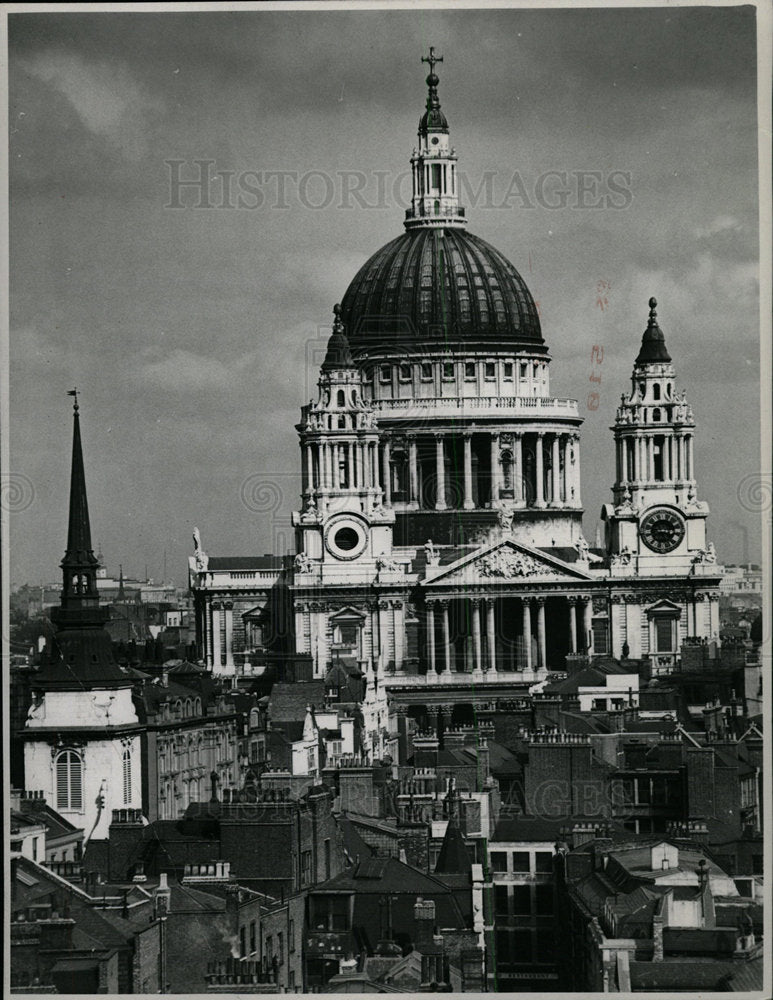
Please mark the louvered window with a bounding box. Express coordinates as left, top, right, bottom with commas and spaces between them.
56, 750, 83, 810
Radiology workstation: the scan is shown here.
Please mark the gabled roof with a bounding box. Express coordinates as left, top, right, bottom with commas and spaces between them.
434, 818, 471, 875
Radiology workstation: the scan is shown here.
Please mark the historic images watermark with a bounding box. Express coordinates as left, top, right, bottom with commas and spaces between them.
164, 162, 634, 212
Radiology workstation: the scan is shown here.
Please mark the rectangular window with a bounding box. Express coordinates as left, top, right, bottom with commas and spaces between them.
520, 362, 528, 378
485, 362, 496, 379
277, 932, 284, 965
592, 619, 609, 654
301, 850, 312, 886
420, 362, 433, 381
503, 362, 514, 380
289, 920, 295, 953
535, 929, 555, 964
398, 363, 411, 382
239, 927, 246, 958
535, 884, 554, 915
442, 361, 454, 380
464, 361, 476, 379
249, 920, 256, 955
534, 852, 553, 873
655, 617, 674, 652
324, 839, 331, 879
265, 936, 272, 960
512, 885, 531, 915
379, 365, 391, 384
511, 851, 530, 873
637, 777, 652, 804
494, 885, 509, 917
490, 851, 508, 873
512, 929, 532, 962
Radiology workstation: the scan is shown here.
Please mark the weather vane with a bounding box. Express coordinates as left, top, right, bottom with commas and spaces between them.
421, 47, 443, 75
67, 387, 79, 411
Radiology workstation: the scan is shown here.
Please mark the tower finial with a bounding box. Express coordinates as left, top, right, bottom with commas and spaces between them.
421, 46, 443, 78
333, 302, 344, 332
648, 297, 658, 325
67, 387, 79, 413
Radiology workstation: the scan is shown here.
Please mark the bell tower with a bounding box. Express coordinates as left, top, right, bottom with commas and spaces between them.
405, 47, 466, 230
602, 298, 714, 576
292, 305, 395, 578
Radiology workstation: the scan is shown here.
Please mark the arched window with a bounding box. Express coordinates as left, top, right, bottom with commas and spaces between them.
56, 750, 83, 811
195, 697, 202, 716
653, 383, 661, 400
337, 389, 345, 407
122, 748, 132, 804
653, 408, 661, 422
185, 698, 193, 718
249, 707, 260, 729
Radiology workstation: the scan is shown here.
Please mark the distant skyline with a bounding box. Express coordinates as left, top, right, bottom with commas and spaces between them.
8, 5, 762, 586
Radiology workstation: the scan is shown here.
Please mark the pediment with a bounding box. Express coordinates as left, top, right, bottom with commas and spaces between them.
329, 606, 366, 622
242, 604, 267, 620
647, 599, 682, 614
422, 538, 593, 586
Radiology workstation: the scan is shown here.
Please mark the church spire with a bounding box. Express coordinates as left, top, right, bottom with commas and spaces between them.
405, 48, 466, 230
59, 390, 100, 609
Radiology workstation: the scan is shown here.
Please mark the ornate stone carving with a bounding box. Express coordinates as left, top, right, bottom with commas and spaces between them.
478, 548, 559, 580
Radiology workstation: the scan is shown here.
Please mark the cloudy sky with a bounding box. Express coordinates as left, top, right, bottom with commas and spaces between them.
8, 5, 761, 586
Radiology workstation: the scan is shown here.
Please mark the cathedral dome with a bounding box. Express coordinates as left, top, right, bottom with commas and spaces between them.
340, 226, 544, 357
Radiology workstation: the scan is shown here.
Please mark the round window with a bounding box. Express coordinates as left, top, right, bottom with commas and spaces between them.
334, 526, 360, 551
431, 136, 439, 145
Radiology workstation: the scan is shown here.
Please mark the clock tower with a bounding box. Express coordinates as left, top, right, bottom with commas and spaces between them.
602, 298, 715, 577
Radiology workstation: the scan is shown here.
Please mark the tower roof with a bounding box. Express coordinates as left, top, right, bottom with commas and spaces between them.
434, 814, 471, 875
419, 46, 448, 133
636, 297, 672, 364
320, 304, 356, 372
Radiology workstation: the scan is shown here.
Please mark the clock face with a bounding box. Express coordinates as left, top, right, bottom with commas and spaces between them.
639, 508, 685, 553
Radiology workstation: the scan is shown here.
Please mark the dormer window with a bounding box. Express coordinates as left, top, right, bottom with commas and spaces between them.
420, 362, 433, 381
442, 362, 454, 380
379, 366, 391, 384
398, 363, 411, 382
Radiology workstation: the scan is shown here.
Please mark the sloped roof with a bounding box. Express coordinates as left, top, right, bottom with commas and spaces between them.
268, 680, 326, 722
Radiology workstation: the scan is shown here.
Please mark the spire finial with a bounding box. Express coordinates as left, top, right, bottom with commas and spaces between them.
333, 302, 343, 332
67, 387, 79, 413
648, 297, 658, 325
421, 46, 443, 79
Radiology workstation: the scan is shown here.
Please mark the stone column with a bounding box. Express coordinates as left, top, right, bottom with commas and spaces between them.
647, 436, 655, 483
441, 601, 451, 674
490, 433, 500, 503
514, 433, 523, 503
536, 597, 547, 669
211, 601, 222, 670
223, 601, 235, 669
305, 444, 314, 493
686, 435, 694, 481
408, 435, 419, 508
347, 442, 355, 490
471, 598, 483, 672
434, 433, 447, 510
522, 598, 532, 671
568, 597, 578, 654
426, 602, 437, 673
535, 434, 545, 507
551, 435, 561, 505
486, 598, 497, 672
463, 432, 475, 509
582, 597, 593, 654
383, 440, 392, 505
